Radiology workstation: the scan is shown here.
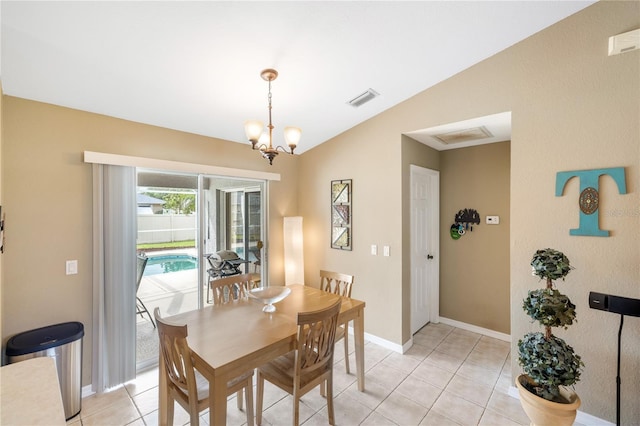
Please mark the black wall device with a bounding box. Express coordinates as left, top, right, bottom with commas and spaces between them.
589, 291, 640, 317
589, 291, 640, 426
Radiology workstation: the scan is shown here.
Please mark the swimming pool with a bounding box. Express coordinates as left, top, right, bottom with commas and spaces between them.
143, 254, 197, 276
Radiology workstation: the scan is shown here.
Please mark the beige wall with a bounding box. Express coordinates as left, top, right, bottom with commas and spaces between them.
0, 97, 298, 383
299, 119, 404, 344
300, 1, 639, 422
439, 142, 510, 334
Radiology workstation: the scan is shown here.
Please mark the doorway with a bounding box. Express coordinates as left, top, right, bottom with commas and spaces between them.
410, 165, 440, 334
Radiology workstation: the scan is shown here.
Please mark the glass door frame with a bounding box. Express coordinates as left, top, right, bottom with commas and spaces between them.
197, 175, 268, 309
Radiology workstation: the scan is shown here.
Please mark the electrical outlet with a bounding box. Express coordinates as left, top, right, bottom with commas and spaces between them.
486, 215, 500, 225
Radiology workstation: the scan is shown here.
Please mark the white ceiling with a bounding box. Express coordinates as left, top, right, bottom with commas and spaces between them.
0, 1, 595, 153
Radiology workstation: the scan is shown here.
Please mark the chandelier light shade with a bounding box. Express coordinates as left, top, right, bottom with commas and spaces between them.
244, 68, 301, 165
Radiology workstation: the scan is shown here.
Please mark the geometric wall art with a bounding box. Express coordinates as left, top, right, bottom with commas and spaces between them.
331, 179, 352, 250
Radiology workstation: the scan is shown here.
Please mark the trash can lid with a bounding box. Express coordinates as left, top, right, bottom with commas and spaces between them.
6, 322, 84, 356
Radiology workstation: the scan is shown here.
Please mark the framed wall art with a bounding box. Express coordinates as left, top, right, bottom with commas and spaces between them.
331, 179, 352, 250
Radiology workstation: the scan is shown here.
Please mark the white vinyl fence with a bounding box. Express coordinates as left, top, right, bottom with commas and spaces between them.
137, 214, 196, 244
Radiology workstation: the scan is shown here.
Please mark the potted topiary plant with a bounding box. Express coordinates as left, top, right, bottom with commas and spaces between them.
516, 248, 585, 426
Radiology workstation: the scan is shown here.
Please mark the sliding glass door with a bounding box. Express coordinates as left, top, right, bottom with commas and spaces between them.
225, 189, 262, 272
135, 171, 266, 370
136, 171, 199, 369
199, 178, 265, 306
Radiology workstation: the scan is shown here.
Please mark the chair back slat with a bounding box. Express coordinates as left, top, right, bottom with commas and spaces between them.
296, 300, 341, 377
319, 270, 354, 297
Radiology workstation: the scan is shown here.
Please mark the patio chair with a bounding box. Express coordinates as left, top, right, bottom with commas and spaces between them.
136, 253, 155, 328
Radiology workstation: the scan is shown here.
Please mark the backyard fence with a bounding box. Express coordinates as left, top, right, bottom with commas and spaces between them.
137, 214, 196, 244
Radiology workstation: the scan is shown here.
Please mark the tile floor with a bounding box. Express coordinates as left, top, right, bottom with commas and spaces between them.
69, 323, 533, 426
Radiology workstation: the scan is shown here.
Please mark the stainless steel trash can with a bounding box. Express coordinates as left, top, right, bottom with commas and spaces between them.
6, 321, 84, 420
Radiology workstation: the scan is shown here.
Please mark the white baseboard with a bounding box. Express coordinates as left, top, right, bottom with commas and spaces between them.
362, 330, 405, 353
82, 385, 95, 398
575, 410, 615, 426
356, 317, 511, 355
438, 317, 511, 342
508, 385, 614, 426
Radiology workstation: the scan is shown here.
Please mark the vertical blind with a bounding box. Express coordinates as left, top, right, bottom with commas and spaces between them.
92, 164, 137, 391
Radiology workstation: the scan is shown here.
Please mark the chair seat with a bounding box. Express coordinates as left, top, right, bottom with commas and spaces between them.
259, 352, 330, 392
191, 368, 254, 401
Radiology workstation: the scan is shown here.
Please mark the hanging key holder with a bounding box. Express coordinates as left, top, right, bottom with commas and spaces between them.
450, 208, 480, 240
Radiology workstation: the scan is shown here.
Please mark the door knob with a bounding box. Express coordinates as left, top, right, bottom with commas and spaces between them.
427, 254, 434, 260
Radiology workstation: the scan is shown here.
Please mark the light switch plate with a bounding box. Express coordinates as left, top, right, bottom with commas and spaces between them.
383, 246, 390, 257
371, 245, 377, 255
66, 260, 78, 275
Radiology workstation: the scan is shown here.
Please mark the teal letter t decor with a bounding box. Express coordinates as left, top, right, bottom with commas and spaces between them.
555, 167, 627, 237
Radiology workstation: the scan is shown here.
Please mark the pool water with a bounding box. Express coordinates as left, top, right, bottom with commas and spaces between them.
143, 255, 197, 276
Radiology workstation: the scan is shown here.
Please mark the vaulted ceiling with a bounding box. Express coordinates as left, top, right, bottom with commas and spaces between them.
1, 1, 595, 152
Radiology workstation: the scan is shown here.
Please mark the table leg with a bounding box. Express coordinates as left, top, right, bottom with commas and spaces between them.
210, 376, 228, 425
354, 308, 365, 391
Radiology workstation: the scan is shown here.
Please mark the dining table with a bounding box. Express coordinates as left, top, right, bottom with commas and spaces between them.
158, 283, 366, 426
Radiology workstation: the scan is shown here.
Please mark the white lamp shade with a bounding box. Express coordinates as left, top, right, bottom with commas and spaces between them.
244, 120, 263, 142
283, 126, 302, 148
283, 216, 304, 285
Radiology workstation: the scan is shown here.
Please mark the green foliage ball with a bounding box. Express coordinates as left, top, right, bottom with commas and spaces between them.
517, 332, 584, 401
531, 248, 572, 281
523, 288, 577, 329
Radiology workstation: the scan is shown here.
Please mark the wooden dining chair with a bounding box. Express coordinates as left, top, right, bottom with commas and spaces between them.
209, 273, 261, 304
255, 299, 342, 426
320, 270, 355, 374
154, 308, 254, 426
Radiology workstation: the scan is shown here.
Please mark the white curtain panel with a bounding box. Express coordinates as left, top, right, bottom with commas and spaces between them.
92, 164, 137, 392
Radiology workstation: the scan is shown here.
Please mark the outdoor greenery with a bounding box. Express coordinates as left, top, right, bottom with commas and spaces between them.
145, 192, 196, 215
518, 248, 584, 402
137, 240, 196, 250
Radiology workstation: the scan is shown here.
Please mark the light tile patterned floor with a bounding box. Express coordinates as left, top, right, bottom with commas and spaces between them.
69, 323, 532, 425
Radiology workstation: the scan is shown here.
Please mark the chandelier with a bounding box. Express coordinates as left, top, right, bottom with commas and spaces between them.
244, 69, 301, 165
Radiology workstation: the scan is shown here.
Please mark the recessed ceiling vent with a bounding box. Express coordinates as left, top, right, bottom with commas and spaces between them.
347, 88, 379, 108
432, 126, 493, 145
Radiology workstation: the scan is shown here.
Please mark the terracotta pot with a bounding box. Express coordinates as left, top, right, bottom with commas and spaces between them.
516, 374, 581, 426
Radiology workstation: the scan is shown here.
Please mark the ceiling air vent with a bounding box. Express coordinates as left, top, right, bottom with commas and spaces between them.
608, 28, 640, 56
432, 126, 493, 145
347, 88, 379, 108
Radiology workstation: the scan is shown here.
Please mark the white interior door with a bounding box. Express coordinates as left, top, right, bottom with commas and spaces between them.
410, 165, 440, 334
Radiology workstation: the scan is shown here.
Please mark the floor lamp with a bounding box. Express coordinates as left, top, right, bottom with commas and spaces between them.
283, 216, 304, 285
